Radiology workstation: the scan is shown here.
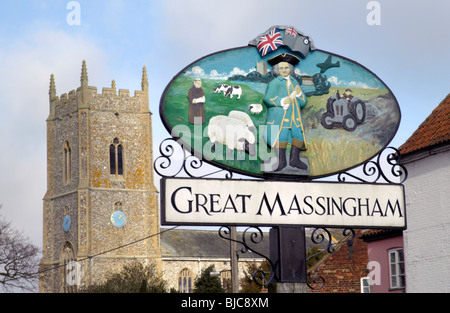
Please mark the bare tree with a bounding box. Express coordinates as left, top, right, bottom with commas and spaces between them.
0, 205, 41, 292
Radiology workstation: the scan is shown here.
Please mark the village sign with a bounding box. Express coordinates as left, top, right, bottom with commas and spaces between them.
162, 178, 405, 229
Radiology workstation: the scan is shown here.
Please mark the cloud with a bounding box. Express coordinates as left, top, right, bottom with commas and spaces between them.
160, 0, 278, 57
229, 67, 247, 77
0, 26, 108, 247
327, 76, 377, 89
185, 65, 251, 80
185, 65, 206, 77
1, 29, 108, 117
295, 68, 310, 76
328, 76, 340, 86
209, 69, 225, 79
348, 81, 376, 90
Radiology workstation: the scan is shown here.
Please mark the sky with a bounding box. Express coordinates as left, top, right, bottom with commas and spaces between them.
0, 0, 449, 253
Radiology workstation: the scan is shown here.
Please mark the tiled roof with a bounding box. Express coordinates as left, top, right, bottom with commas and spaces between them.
360, 229, 403, 241
160, 229, 270, 259
398, 93, 450, 156
160, 228, 327, 259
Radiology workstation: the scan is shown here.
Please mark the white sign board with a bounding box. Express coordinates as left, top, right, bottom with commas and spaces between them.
161, 178, 406, 229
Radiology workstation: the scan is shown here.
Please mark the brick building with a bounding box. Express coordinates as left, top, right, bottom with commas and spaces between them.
308, 229, 369, 293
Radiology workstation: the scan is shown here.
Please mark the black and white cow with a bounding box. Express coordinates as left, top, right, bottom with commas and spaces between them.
213, 84, 229, 94
224, 85, 242, 99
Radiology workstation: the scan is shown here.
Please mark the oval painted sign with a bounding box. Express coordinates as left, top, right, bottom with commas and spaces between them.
160, 26, 401, 179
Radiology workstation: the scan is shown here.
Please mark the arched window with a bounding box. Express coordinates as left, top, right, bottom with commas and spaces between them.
63, 141, 72, 184
61, 242, 77, 293
220, 271, 232, 292
178, 268, 193, 293
110, 138, 124, 175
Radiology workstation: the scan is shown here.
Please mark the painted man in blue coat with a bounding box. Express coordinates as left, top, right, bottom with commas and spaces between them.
263, 53, 308, 171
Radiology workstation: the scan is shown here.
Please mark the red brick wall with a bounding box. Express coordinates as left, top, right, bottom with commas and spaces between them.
309, 230, 368, 293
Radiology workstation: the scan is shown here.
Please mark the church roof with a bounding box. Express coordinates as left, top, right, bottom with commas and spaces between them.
160, 228, 329, 260
160, 228, 270, 259
399, 93, 450, 156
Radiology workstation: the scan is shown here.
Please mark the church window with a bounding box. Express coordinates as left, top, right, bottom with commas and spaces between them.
117, 144, 123, 175
110, 138, 124, 175
178, 268, 193, 293
109, 145, 116, 174
220, 270, 232, 292
63, 141, 72, 184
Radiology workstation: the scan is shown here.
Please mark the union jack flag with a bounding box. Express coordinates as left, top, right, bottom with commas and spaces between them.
257, 28, 283, 57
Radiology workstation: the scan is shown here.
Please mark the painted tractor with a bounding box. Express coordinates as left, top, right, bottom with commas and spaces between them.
320, 90, 366, 131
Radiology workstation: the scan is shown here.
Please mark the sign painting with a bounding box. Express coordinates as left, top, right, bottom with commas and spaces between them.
160, 26, 401, 179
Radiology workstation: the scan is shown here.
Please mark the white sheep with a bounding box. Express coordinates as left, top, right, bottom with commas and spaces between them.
227, 110, 255, 131
249, 103, 263, 115
207, 111, 256, 156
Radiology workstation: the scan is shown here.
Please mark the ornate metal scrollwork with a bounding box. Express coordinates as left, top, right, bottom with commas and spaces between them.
154, 138, 234, 179
306, 228, 356, 290
307, 275, 326, 290
308, 228, 355, 256
337, 146, 407, 184
218, 226, 276, 287
154, 138, 406, 291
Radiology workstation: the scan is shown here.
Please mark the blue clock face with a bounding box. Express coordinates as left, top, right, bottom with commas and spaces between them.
111, 210, 126, 228
63, 215, 71, 232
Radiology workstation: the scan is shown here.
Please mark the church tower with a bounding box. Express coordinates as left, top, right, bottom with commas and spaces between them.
39, 61, 160, 292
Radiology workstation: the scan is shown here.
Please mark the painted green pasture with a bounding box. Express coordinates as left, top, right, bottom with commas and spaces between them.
162, 75, 390, 178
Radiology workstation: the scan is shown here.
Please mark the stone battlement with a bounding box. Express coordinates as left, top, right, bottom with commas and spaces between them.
48, 61, 149, 120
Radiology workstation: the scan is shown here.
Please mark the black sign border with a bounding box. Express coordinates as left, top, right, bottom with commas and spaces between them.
160, 177, 407, 230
